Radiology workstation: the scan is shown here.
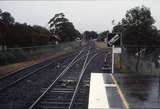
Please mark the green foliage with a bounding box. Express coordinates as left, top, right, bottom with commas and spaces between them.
0, 9, 51, 48
112, 5, 160, 72
0, 51, 16, 65
97, 31, 109, 41
10, 49, 29, 60
0, 49, 29, 65
83, 31, 98, 40
48, 13, 81, 42
0, 11, 15, 25
6, 23, 50, 47
4, 51, 17, 63
0, 10, 15, 50
0, 52, 9, 65
113, 5, 157, 54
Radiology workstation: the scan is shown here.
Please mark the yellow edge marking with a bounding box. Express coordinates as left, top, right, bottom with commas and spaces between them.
111, 74, 129, 109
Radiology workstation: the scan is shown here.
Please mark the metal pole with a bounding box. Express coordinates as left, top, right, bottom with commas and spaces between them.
112, 45, 114, 74
120, 32, 122, 69
120, 32, 123, 47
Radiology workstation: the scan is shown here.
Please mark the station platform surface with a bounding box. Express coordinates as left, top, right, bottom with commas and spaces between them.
88, 73, 160, 109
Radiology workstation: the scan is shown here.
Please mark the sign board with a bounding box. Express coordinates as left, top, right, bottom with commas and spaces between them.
113, 47, 122, 53
108, 34, 120, 46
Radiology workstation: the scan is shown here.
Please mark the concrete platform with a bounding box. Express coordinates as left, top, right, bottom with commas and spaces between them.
88, 73, 160, 109
88, 73, 124, 109
115, 74, 160, 109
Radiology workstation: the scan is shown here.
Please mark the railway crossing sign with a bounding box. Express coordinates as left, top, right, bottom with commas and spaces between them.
108, 34, 120, 47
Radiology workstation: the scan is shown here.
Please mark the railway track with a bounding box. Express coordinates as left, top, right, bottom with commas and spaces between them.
0, 41, 111, 109
29, 47, 97, 109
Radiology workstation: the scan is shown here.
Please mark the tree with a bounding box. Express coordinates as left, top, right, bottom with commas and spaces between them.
6, 23, 50, 47
0, 9, 2, 48
0, 10, 15, 50
113, 6, 157, 72
98, 31, 109, 41
48, 13, 81, 42
0, 9, 51, 48
83, 31, 98, 41
32, 25, 50, 45
90, 31, 98, 39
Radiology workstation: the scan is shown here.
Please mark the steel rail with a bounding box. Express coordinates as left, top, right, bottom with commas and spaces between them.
0, 64, 37, 80
0, 49, 84, 93
68, 52, 97, 109
0, 61, 54, 92
0, 50, 79, 81
29, 49, 84, 109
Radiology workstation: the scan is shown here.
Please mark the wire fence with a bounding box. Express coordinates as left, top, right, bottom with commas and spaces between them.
114, 46, 160, 75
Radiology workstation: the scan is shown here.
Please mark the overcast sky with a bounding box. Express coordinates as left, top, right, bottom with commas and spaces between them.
0, 0, 160, 33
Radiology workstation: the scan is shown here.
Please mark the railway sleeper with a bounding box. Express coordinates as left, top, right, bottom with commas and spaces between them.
41, 88, 87, 93
41, 93, 87, 101
33, 106, 66, 109
40, 89, 86, 94
36, 102, 83, 109
38, 98, 85, 102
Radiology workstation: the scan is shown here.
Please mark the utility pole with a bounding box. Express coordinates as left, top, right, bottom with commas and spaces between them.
112, 45, 115, 74
119, 32, 123, 69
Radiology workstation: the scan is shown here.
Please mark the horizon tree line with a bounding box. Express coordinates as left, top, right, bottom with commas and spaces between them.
0, 10, 82, 51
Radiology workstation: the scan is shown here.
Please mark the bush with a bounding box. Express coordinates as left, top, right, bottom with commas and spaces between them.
0, 49, 29, 65
5, 51, 17, 63
0, 51, 17, 65
0, 52, 8, 65
10, 48, 29, 61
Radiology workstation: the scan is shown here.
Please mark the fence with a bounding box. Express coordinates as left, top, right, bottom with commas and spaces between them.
114, 46, 160, 75
0, 41, 84, 65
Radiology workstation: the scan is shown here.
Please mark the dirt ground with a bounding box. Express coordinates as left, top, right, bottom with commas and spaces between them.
0, 51, 68, 78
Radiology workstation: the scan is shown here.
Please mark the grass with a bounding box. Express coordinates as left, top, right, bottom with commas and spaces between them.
115, 54, 160, 75
115, 54, 128, 73
95, 42, 108, 48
